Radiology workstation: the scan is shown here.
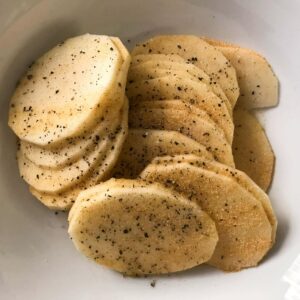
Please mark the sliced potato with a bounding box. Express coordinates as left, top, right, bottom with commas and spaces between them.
29, 98, 129, 210
20, 42, 130, 168
129, 100, 235, 166
233, 109, 275, 191
131, 54, 185, 66
20, 101, 122, 169
126, 76, 234, 144
157, 154, 277, 244
68, 179, 218, 275
18, 102, 124, 193
8, 34, 125, 145
203, 37, 278, 109
112, 129, 213, 178
131, 35, 239, 106
128, 61, 231, 113
140, 155, 273, 271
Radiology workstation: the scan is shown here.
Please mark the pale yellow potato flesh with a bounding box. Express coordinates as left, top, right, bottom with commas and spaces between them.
29, 98, 129, 210
203, 37, 278, 109
8, 34, 124, 146
129, 100, 235, 166
140, 156, 273, 272
156, 154, 277, 244
131, 53, 185, 66
233, 109, 275, 192
127, 76, 234, 144
111, 129, 213, 178
131, 35, 239, 106
68, 178, 218, 276
128, 61, 232, 114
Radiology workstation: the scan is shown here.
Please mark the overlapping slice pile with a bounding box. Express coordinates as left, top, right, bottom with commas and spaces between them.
140, 154, 277, 272
68, 178, 218, 276
8, 34, 130, 210
127, 35, 238, 170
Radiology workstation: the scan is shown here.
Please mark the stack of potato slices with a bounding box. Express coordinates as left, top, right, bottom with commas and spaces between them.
9, 34, 279, 276
8, 34, 130, 210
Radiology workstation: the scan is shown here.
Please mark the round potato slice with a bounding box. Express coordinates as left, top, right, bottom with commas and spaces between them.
126, 76, 234, 144
131, 35, 239, 106
131, 53, 185, 66
203, 37, 278, 109
29, 98, 129, 210
68, 179, 218, 276
112, 129, 213, 178
157, 154, 277, 244
8, 34, 124, 145
233, 109, 275, 192
128, 60, 232, 113
129, 100, 235, 166
140, 156, 273, 272
18, 102, 124, 193
20, 45, 130, 169
20, 101, 122, 169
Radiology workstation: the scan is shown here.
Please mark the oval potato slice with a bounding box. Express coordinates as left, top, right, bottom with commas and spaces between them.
29, 98, 129, 210
112, 129, 213, 178
8, 34, 124, 145
131, 35, 239, 106
156, 154, 277, 244
18, 102, 124, 193
128, 61, 232, 113
140, 156, 273, 271
129, 100, 235, 166
68, 179, 218, 276
126, 76, 234, 144
203, 37, 278, 109
20, 43, 130, 169
233, 109, 275, 192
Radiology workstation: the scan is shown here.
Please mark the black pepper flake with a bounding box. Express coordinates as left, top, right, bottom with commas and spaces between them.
110, 47, 114, 51
123, 229, 129, 234
55, 90, 59, 94
150, 280, 156, 288
27, 74, 33, 80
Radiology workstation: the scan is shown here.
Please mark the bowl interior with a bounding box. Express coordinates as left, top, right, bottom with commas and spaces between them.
1, 0, 300, 299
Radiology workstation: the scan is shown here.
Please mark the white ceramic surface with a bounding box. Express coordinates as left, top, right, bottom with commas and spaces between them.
0, 0, 299, 299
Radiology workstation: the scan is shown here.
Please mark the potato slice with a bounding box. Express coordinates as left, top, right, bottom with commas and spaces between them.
129, 100, 235, 166
19, 46, 130, 169
68, 179, 218, 275
20, 101, 122, 169
131, 35, 239, 106
140, 155, 273, 271
29, 98, 129, 210
203, 37, 278, 109
157, 154, 277, 244
18, 101, 124, 193
112, 129, 213, 178
128, 61, 232, 113
8, 34, 126, 145
126, 76, 234, 144
131, 54, 185, 66
233, 109, 275, 191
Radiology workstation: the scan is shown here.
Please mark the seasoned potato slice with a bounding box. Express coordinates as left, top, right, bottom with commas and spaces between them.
140, 155, 273, 271
68, 179, 218, 275
112, 129, 213, 178
233, 109, 275, 191
129, 100, 234, 166
128, 60, 231, 113
8, 34, 126, 145
127, 76, 233, 144
131, 35, 239, 106
29, 98, 128, 210
204, 37, 278, 109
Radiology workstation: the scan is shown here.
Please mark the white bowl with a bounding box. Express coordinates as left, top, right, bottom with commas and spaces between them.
1, 0, 299, 299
